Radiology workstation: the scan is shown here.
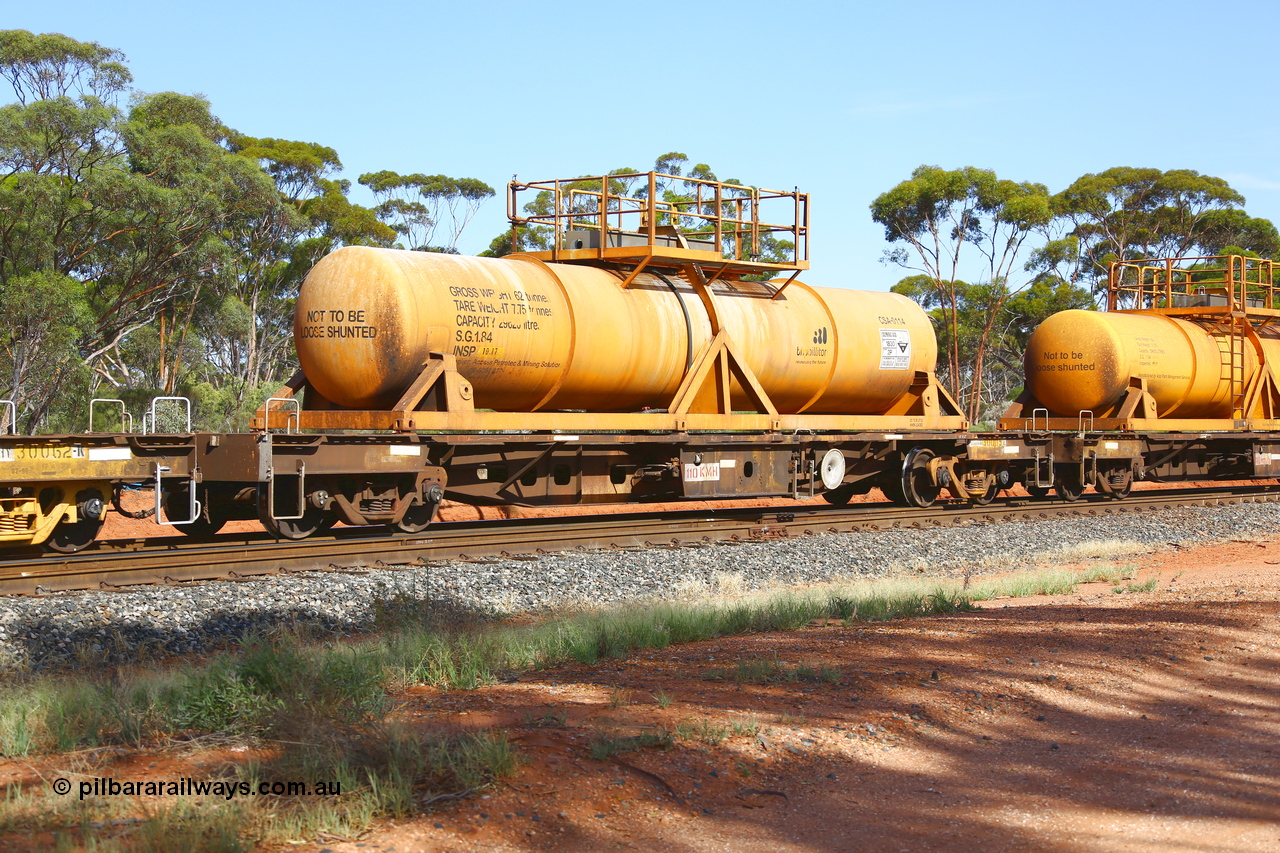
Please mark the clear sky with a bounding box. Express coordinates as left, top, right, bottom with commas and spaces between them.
8, 0, 1280, 289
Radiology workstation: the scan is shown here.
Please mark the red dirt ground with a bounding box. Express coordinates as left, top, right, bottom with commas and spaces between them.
3, 535, 1278, 852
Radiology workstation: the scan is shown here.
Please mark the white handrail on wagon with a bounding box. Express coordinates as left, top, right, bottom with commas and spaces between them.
1029, 407, 1049, 434
262, 397, 300, 434
143, 396, 192, 434
88, 398, 133, 434
153, 463, 200, 526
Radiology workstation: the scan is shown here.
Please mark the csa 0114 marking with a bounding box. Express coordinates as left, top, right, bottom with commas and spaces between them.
0, 445, 87, 462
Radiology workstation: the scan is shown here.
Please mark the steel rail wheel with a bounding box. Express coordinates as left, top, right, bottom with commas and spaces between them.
391, 484, 444, 534
1103, 466, 1133, 500
45, 488, 106, 554
972, 476, 999, 505
890, 447, 941, 508
1053, 467, 1086, 502
256, 487, 330, 540
166, 486, 228, 538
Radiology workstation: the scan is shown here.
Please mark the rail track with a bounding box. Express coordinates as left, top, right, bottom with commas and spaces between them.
3, 484, 1278, 596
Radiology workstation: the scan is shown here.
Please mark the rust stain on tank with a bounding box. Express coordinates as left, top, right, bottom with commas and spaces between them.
294, 247, 939, 415
1026, 309, 1280, 417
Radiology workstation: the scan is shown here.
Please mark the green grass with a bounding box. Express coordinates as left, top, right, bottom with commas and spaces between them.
702, 656, 843, 685
963, 563, 1138, 601
728, 714, 761, 737
0, 558, 1157, 849
674, 718, 729, 745
1, 724, 514, 851
0, 562, 1155, 756
523, 709, 568, 727
591, 713, 760, 756
1113, 577, 1159, 594
1, 564, 1144, 756
588, 728, 673, 760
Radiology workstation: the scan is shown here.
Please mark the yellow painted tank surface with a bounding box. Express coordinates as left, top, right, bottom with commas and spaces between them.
294, 247, 937, 414
1025, 308, 1280, 417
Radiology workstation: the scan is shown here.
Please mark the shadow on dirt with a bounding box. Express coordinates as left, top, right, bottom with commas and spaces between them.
429, 598, 1280, 852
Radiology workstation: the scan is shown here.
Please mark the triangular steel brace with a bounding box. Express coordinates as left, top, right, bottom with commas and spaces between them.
392, 351, 476, 413
667, 330, 778, 416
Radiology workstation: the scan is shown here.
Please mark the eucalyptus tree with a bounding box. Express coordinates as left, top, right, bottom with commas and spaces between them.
482, 153, 796, 270
0, 32, 131, 427
1051, 167, 1274, 291
1, 31, 329, 429
359, 170, 495, 252
871, 165, 1056, 421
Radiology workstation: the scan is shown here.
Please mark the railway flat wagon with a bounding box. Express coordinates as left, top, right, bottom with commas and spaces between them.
9, 171, 1280, 554
995, 255, 1280, 499
234, 171, 978, 534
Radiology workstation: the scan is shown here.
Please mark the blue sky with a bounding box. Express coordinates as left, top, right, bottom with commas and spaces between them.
9, 0, 1280, 289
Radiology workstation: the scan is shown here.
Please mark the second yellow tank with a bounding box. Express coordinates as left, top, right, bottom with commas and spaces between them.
1025, 308, 1280, 417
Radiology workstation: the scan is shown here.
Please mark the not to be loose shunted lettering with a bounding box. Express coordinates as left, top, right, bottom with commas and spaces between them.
1037, 349, 1095, 371
299, 308, 378, 339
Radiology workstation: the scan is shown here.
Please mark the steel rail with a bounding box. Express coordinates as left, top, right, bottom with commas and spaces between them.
2, 485, 1277, 595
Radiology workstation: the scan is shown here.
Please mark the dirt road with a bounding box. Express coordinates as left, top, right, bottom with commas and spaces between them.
341, 539, 1280, 853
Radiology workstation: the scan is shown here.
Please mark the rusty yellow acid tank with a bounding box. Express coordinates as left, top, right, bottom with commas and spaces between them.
1025, 308, 1280, 417
293, 247, 938, 415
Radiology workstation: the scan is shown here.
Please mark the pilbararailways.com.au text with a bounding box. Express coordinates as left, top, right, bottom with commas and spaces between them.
53, 776, 341, 801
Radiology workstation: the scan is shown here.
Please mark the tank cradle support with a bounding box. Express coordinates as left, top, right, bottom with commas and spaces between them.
1000, 377, 1160, 431
253, 352, 476, 433
997, 369, 1280, 434
254, 355, 966, 435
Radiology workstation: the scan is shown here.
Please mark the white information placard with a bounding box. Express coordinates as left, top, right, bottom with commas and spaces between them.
879, 329, 912, 370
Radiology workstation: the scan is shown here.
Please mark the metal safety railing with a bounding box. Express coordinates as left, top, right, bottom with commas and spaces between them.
1109, 255, 1280, 418
508, 171, 809, 271
1108, 255, 1279, 314
142, 396, 192, 435
88, 398, 133, 433
262, 397, 300, 434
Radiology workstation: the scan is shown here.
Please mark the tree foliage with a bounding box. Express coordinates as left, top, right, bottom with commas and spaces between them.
871, 166, 1056, 420
0, 29, 492, 432
1051, 167, 1275, 290
359, 170, 494, 252
481, 153, 795, 272
891, 274, 1092, 423
876, 164, 1277, 423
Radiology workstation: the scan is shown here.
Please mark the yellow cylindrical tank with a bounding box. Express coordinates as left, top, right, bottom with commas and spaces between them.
1025, 308, 1280, 417
294, 247, 938, 414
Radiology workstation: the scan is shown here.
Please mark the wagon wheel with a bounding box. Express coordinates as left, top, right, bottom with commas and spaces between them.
166, 486, 228, 538
1053, 468, 1086, 502
391, 484, 444, 534
1025, 484, 1051, 499
256, 486, 329, 540
45, 488, 106, 554
971, 475, 1000, 506
392, 502, 437, 534
890, 447, 941, 508
821, 483, 857, 505
1102, 466, 1133, 500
